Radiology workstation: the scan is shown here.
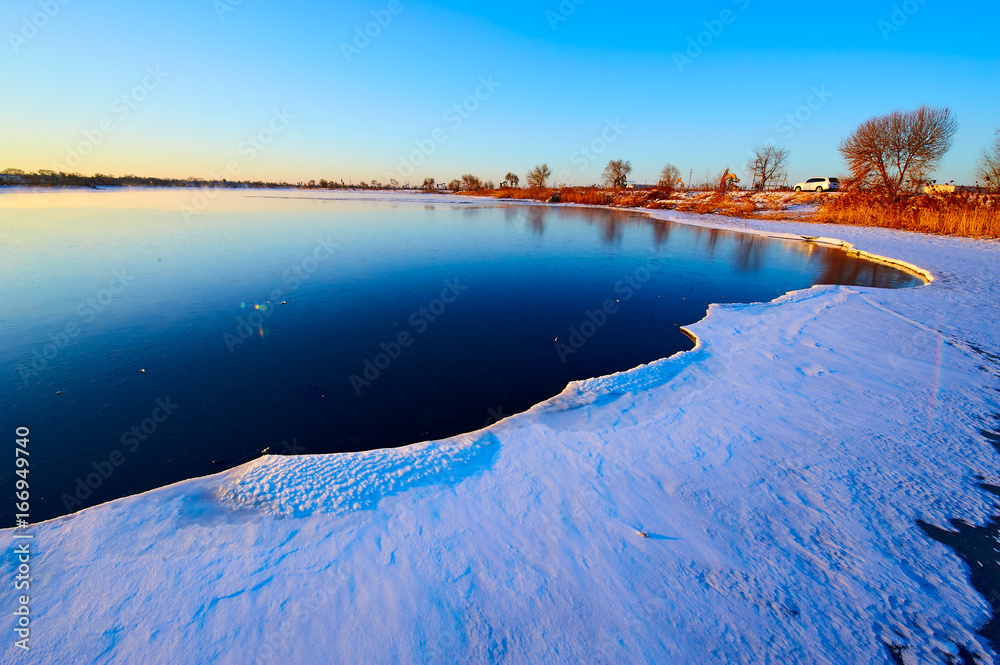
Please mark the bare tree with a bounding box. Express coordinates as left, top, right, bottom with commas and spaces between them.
422, 177, 436, 192
746, 145, 789, 190
603, 159, 632, 189
526, 164, 551, 189
504, 172, 520, 188
461, 174, 483, 191
977, 128, 1000, 192
904, 164, 932, 193
839, 105, 957, 196
659, 163, 681, 188
448, 179, 462, 193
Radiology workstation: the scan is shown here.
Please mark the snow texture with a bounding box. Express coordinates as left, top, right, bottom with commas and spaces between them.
3, 202, 1000, 664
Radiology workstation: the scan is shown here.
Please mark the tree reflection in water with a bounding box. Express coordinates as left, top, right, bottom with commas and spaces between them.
511, 205, 922, 289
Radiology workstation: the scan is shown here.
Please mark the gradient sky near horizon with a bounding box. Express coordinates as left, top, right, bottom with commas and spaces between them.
2, 0, 998, 186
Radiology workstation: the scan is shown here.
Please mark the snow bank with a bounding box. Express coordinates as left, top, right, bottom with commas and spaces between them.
3, 205, 999, 664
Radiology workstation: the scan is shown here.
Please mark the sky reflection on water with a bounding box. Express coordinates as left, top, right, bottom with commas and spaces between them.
0, 190, 921, 522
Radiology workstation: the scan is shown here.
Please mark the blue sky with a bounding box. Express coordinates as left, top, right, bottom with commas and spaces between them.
2, 0, 997, 186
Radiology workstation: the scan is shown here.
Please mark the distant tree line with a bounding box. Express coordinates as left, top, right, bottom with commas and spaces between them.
7, 110, 995, 197
0, 168, 292, 190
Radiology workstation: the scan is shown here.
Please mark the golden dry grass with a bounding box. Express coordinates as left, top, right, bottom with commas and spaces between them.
562, 187, 615, 205
469, 186, 671, 207
471, 186, 557, 201
465, 186, 1000, 239
470, 186, 616, 205
812, 192, 1000, 239
673, 192, 758, 217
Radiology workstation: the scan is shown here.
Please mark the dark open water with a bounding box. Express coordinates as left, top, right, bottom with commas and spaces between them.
0, 190, 921, 523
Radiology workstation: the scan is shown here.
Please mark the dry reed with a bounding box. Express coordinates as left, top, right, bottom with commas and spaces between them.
812, 191, 999, 239
464, 186, 1000, 239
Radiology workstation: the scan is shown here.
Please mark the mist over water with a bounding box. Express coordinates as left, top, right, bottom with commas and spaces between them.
0, 189, 922, 523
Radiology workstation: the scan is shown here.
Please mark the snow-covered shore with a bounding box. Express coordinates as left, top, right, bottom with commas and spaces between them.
4, 205, 1000, 664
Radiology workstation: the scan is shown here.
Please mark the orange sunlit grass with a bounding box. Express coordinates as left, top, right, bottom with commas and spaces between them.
813, 191, 1000, 239
467, 185, 999, 239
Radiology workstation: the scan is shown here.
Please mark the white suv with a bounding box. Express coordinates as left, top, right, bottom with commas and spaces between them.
794, 177, 840, 192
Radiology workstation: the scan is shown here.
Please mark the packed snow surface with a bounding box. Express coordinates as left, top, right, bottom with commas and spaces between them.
4, 203, 1000, 664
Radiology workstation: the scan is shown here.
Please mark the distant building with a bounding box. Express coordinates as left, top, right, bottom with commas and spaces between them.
924, 184, 976, 195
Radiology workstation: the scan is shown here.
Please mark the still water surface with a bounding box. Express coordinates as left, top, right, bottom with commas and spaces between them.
0, 190, 922, 522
